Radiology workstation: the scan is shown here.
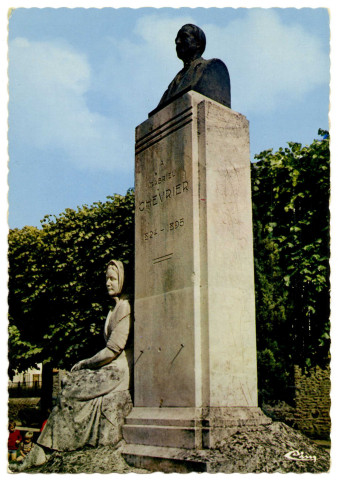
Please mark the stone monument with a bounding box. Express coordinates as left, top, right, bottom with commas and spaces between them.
38, 260, 133, 452
122, 24, 270, 472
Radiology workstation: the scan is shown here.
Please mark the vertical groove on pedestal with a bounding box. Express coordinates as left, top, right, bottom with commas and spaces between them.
197, 101, 211, 408
191, 103, 202, 412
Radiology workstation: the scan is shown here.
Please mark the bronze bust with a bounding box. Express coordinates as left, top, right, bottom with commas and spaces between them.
151, 24, 231, 116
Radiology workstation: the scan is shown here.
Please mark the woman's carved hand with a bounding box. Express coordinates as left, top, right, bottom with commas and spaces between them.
71, 360, 87, 372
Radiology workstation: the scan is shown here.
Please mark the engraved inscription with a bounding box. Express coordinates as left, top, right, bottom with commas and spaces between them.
148, 170, 176, 188
169, 218, 185, 231
144, 230, 158, 241
144, 218, 185, 241
139, 181, 189, 211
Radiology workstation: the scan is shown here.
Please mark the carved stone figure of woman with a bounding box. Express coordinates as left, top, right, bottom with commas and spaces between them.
37, 260, 133, 452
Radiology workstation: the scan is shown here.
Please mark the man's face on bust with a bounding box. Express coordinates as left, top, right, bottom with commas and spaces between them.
175, 27, 201, 62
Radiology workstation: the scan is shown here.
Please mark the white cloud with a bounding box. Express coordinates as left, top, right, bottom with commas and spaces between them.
9, 11, 329, 174
201, 10, 329, 112
9, 37, 127, 171
95, 10, 329, 119
95, 13, 195, 115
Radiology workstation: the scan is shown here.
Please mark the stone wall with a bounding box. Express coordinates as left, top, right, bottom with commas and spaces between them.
294, 365, 331, 439
52, 369, 67, 402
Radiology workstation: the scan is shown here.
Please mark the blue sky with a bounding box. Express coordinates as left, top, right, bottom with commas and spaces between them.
6, 5, 331, 229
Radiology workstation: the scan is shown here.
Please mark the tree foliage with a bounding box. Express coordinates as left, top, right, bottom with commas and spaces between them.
8, 191, 134, 377
252, 129, 330, 403
8, 131, 330, 406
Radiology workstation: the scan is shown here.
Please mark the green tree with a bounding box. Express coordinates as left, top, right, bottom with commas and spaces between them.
9, 131, 330, 408
252, 129, 330, 403
8, 190, 135, 379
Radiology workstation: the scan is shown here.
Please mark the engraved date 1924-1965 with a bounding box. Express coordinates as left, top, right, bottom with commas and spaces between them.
144, 218, 184, 241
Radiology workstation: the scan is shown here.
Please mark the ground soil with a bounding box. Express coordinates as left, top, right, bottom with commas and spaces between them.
206, 421, 330, 473
10, 421, 330, 474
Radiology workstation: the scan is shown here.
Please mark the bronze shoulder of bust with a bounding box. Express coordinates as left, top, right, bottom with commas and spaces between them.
152, 24, 231, 116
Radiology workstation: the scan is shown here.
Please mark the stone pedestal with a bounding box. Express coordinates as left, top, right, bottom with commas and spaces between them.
123, 91, 269, 470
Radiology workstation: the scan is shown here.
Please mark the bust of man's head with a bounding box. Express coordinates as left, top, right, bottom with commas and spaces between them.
152, 22, 231, 115
175, 24, 206, 65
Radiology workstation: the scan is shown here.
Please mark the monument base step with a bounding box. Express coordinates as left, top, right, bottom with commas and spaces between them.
122, 444, 209, 473
123, 406, 272, 450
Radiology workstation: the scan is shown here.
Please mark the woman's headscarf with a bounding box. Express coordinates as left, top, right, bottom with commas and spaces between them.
106, 259, 124, 296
